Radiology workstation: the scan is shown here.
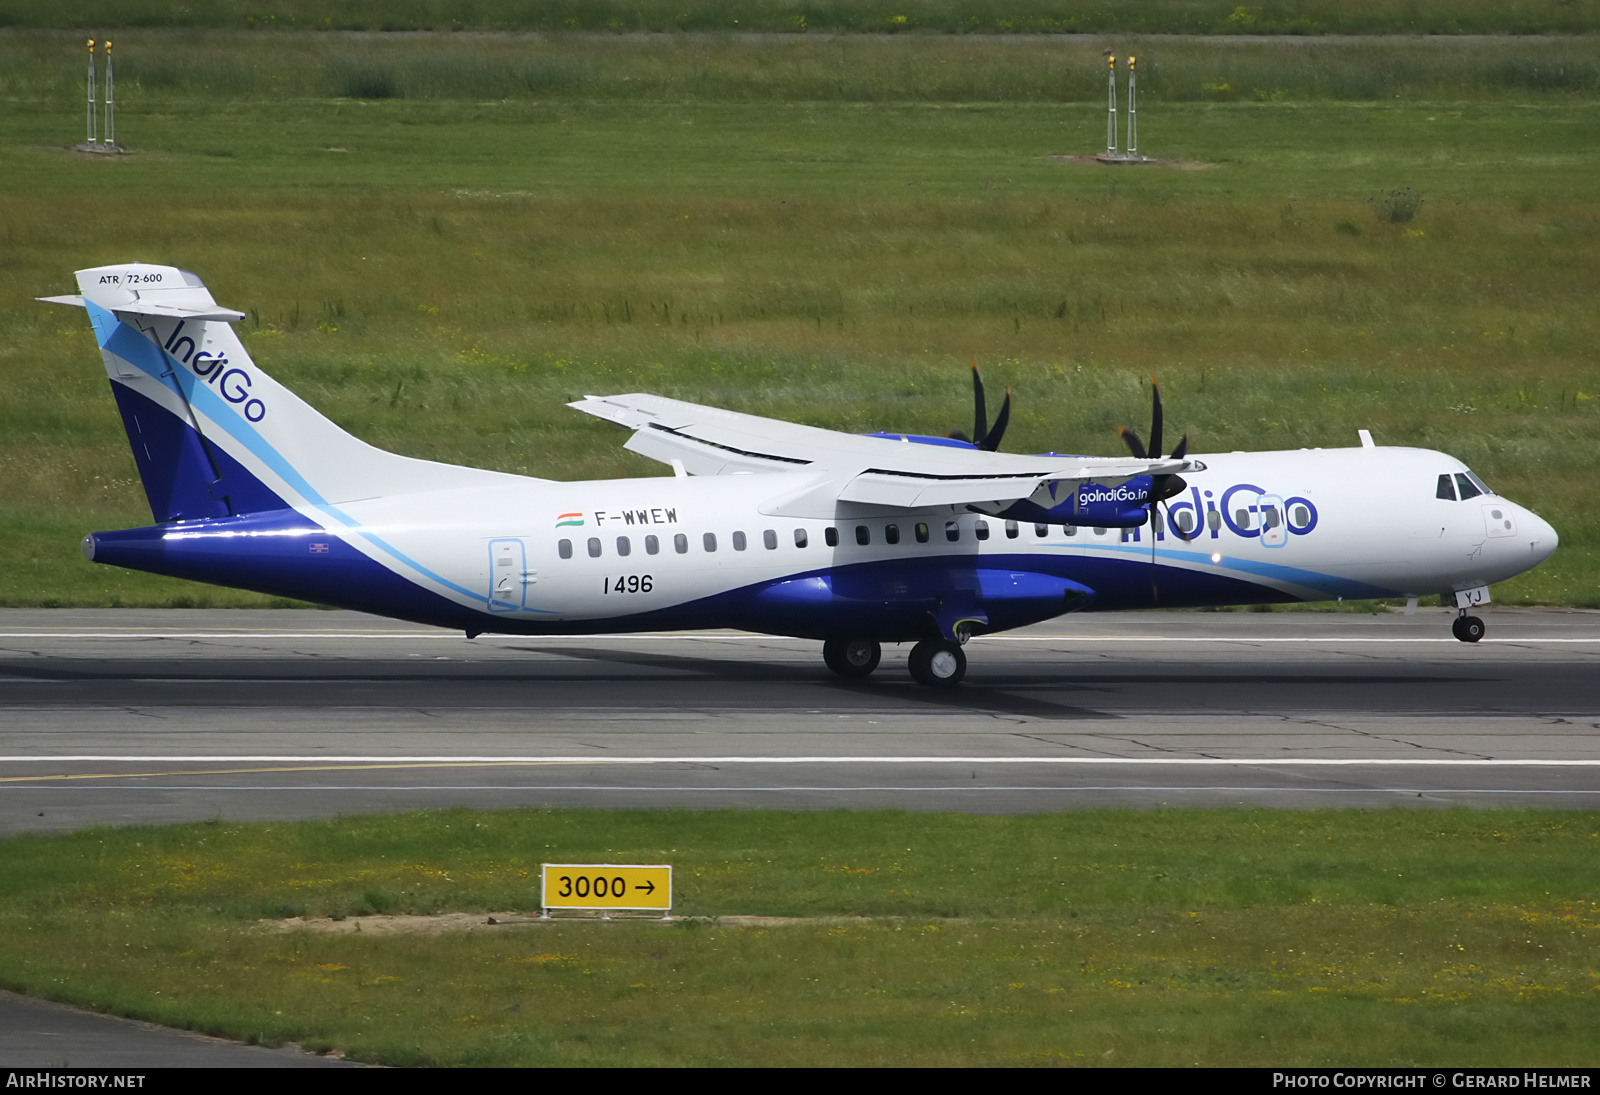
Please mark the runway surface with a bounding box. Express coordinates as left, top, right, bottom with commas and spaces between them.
1, 606, 1597, 831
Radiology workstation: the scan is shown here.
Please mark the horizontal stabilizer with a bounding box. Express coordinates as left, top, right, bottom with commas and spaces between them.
38, 295, 245, 322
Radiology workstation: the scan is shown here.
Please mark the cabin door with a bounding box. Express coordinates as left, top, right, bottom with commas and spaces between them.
487, 538, 531, 613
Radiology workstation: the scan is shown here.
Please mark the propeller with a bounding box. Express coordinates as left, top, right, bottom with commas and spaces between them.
1117, 377, 1189, 505
955, 360, 1012, 452
1118, 377, 1192, 602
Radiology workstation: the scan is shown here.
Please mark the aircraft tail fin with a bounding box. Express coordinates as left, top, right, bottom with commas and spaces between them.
43, 263, 530, 524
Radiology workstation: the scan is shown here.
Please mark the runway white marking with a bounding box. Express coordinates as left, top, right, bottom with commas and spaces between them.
3, 785, 1597, 796
4, 756, 1599, 766
1, 632, 1597, 643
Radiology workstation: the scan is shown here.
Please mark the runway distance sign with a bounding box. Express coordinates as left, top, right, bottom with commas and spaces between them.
541, 863, 672, 913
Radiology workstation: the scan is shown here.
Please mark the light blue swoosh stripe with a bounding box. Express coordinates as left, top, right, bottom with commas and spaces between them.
1082, 541, 1399, 599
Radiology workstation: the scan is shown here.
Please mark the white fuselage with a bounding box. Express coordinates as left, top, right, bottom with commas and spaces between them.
309, 444, 1555, 634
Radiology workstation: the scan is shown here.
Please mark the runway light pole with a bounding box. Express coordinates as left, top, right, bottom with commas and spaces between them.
1093, 50, 1150, 164
1127, 55, 1137, 158
86, 39, 97, 146
1105, 53, 1118, 157
77, 37, 122, 153
104, 40, 115, 149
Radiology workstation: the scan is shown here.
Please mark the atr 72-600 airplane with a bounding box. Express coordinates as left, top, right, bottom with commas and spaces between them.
42, 263, 1558, 687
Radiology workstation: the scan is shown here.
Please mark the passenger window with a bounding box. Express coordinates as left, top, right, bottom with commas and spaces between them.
764, 529, 777, 550
616, 536, 631, 556
945, 521, 960, 542
732, 531, 747, 551
1065, 525, 1077, 537
1005, 520, 1019, 539
885, 524, 900, 545
645, 535, 660, 555
825, 527, 839, 547
915, 523, 930, 544
975, 521, 990, 541
674, 533, 688, 554
855, 525, 870, 546
1207, 509, 1222, 532
1437, 474, 1457, 501
1235, 509, 1251, 529
1292, 505, 1309, 527
558, 539, 573, 560
1262, 508, 1280, 528
703, 532, 718, 552
1035, 523, 1048, 537
1174, 511, 1195, 534
587, 537, 602, 558
1454, 473, 1483, 501
794, 528, 808, 548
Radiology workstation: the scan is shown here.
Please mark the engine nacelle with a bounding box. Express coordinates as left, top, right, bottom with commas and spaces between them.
1002, 478, 1152, 528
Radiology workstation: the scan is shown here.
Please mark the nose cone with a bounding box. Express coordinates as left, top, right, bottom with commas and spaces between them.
1518, 506, 1559, 568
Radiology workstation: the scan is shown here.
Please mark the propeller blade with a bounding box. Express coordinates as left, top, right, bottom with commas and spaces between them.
981, 387, 1012, 452
1117, 426, 1147, 460
971, 361, 988, 448
1148, 377, 1164, 463
1141, 381, 1191, 606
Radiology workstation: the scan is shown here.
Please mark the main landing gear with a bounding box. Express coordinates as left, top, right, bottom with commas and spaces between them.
820, 636, 968, 687
1451, 613, 1485, 643
822, 638, 881, 678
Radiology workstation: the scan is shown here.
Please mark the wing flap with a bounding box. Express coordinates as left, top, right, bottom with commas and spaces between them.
840, 472, 1044, 508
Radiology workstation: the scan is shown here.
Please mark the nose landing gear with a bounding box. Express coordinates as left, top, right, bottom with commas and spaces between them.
908, 638, 966, 688
1451, 613, 1485, 643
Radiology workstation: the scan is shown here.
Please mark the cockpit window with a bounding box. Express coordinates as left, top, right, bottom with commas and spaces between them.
1439, 470, 1496, 501
1454, 473, 1483, 501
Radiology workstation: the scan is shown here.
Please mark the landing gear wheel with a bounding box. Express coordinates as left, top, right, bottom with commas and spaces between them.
823, 638, 881, 678
908, 639, 966, 688
1452, 615, 1485, 643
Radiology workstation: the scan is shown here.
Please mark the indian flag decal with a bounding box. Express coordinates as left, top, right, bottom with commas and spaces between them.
555, 512, 584, 528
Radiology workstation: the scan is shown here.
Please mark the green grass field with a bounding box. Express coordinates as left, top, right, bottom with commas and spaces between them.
0, 808, 1594, 1067
1, 31, 1596, 608
4, 0, 1599, 35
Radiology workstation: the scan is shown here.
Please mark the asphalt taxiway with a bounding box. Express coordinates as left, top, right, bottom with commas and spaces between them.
2, 607, 1596, 830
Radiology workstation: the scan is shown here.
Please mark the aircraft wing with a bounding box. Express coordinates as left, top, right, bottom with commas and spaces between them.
568, 392, 1189, 511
